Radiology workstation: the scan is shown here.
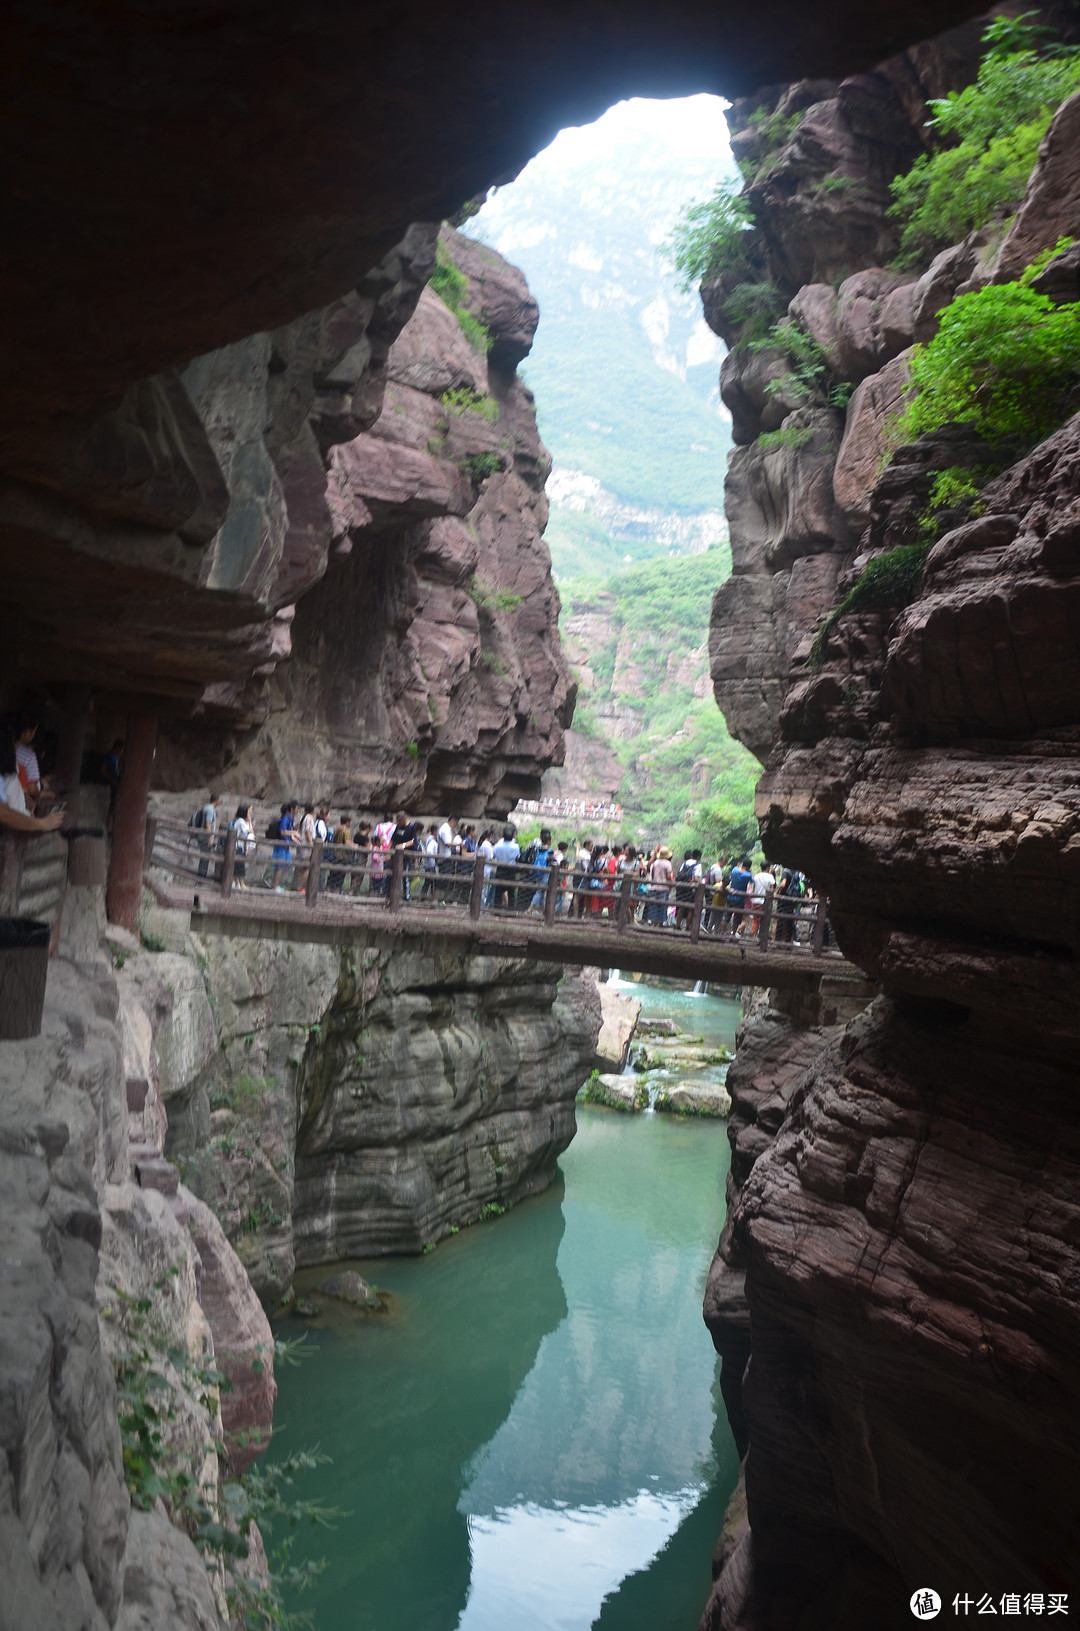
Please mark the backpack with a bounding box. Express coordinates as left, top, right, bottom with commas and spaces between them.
265, 816, 281, 841
521, 839, 540, 868
188, 806, 206, 830
675, 860, 695, 884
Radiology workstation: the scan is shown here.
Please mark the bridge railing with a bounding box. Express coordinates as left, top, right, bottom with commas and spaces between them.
146, 820, 836, 956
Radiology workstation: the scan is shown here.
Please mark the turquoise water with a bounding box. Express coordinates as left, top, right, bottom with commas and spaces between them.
268, 990, 740, 1631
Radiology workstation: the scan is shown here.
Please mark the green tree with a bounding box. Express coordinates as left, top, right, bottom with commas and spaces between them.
895, 280, 1080, 446
888, 16, 1080, 266
662, 179, 755, 292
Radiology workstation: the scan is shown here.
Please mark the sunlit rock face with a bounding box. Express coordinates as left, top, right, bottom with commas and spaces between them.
701, 44, 1080, 1631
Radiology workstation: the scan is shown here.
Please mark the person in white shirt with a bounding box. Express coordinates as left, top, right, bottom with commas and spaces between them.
749, 866, 777, 938
478, 829, 495, 907
0, 732, 63, 833
229, 803, 254, 886
422, 825, 440, 899
491, 824, 520, 910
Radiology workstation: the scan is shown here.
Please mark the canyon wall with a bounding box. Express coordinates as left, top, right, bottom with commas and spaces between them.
701, 28, 1080, 1630
0, 870, 274, 1631
150, 228, 573, 814
123, 899, 600, 1308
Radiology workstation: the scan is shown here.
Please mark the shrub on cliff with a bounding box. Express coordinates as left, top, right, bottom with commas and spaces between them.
663, 178, 755, 292
430, 240, 493, 353
888, 14, 1080, 267
895, 280, 1080, 446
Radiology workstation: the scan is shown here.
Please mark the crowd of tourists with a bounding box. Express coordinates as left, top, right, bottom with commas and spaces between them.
185, 795, 819, 939
513, 797, 623, 823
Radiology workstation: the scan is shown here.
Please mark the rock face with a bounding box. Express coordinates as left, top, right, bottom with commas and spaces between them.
137, 920, 600, 1300
156, 229, 573, 814
0, 924, 273, 1631
700, 38, 1080, 1631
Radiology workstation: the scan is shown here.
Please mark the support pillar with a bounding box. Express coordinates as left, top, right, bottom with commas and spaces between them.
106, 714, 157, 929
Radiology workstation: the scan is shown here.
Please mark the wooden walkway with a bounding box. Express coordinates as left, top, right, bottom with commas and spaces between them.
148, 819, 863, 994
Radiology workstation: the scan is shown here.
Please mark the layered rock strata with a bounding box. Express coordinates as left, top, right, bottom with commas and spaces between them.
125, 905, 600, 1305
156, 229, 573, 814
701, 39, 1080, 1631
0, 893, 274, 1631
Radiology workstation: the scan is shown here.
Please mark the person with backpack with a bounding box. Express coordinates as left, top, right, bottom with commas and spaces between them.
673, 850, 697, 929
268, 801, 297, 891
526, 827, 555, 914
189, 791, 221, 878
724, 857, 755, 938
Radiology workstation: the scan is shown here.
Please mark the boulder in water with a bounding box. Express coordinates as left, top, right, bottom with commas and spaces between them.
579, 1072, 649, 1113
319, 1271, 380, 1308
655, 1083, 732, 1119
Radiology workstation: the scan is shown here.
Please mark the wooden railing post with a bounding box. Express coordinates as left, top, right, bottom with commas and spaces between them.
757, 887, 773, 951
616, 874, 632, 934
306, 841, 323, 907
812, 897, 827, 956
219, 828, 237, 896
469, 855, 485, 919
543, 863, 561, 926
388, 847, 404, 913
689, 881, 706, 943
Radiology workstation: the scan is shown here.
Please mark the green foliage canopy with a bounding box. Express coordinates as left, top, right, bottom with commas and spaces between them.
888, 17, 1080, 266
662, 179, 754, 292
895, 281, 1080, 446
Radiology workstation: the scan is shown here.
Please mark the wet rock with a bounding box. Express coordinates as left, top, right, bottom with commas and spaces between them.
635, 1018, 677, 1036
579, 1073, 648, 1113
654, 1083, 732, 1117
318, 1271, 380, 1308
593, 982, 641, 1072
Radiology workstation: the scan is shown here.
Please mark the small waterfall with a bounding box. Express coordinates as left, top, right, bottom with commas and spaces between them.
691, 979, 707, 996
610, 967, 621, 984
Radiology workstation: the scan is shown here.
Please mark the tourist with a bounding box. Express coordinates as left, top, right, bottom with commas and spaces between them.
327, 813, 354, 893
390, 810, 423, 900
704, 857, 727, 935
775, 868, 798, 943
193, 791, 220, 878
673, 850, 697, 929
0, 732, 64, 834
527, 827, 555, 914
422, 822, 440, 899
436, 813, 458, 899
478, 827, 496, 907
748, 862, 777, 937
724, 856, 755, 938
12, 713, 43, 803
646, 847, 673, 925
492, 823, 520, 909
268, 801, 298, 891
229, 803, 254, 887
571, 837, 592, 919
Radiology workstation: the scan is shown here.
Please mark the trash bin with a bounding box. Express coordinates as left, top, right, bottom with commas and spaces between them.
0, 918, 50, 1040
66, 826, 107, 888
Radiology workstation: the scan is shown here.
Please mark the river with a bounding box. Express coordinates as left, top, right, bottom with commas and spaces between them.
267, 981, 741, 1631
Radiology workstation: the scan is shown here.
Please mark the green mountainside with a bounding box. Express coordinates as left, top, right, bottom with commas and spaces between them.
472, 101, 736, 579
555, 551, 760, 858
470, 100, 757, 853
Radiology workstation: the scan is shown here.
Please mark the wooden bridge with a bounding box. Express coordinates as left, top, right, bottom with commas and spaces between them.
147, 819, 866, 996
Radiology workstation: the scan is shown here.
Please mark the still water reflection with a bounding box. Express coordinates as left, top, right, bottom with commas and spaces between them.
269, 990, 740, 1631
